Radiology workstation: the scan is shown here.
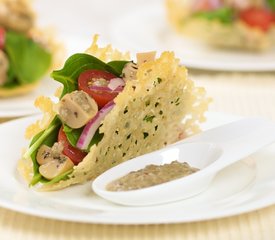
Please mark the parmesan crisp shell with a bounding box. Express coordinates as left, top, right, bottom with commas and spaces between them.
18, 36, 210, 191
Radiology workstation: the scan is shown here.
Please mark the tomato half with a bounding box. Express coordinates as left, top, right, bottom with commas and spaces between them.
0, 27, 6, 49
239, 7, 274, 32
78, 69, 118, 108
58, 127, 87, 165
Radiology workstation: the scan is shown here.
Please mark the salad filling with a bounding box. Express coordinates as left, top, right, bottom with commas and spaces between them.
166, 0, 275, 50
23, 52, 155, 185
0, 0, 53, 95
191, 0, 275, 32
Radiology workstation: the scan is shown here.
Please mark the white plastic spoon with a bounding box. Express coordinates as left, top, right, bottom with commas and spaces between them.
92, 118, 275, 206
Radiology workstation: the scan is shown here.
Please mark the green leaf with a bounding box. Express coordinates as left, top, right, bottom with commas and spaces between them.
267, 0, 275, 10
2, 64, 18, 88
63, 124, 103, 151
51, 53, 127, 97
28, 130, 44, 184
51, 53, 124, 97
43, 169, 73, 186
194, 7, 235, 24
25, 117, 61, 159
32, 127, 103, 186
29, 173, 43, 186
87, 129, 104, 151
29, 128, 103, 186
63, 125, 83, 147
24, 117, 61, 186
107, 60, 129, 76
5, 31, 52, 84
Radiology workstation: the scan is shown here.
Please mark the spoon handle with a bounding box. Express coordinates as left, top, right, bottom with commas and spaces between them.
179, 118, 275, 168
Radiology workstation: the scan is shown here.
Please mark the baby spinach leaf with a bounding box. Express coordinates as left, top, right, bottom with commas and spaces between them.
51, 54, 101, 97
107, 60, 129, 76
2, 65, 17, 88
267, 0, 275, 10
63, 124, 103, 151
63, 125, 83, 147
5, 31, 52, 85
194, 7, 235, 24
24, 117, 61, 186
87, 129, 104, 151
43, 169, 74, 186
25, 117, 61, 159
51, 53, 124, 97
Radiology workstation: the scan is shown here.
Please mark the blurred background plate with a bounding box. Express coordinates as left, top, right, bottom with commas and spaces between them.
0, 0, 91, 118
109, 2, 275, 72
0, 77, 60, 118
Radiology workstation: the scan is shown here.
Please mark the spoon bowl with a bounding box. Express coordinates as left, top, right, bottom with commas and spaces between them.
93, 142, 222, 206
92, 118, 275, 206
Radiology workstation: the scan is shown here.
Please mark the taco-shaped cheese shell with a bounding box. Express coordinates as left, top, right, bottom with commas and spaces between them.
18, 37, 210, 191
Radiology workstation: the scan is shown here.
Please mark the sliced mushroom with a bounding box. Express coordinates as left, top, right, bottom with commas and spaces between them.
0, 0, 34, 33
51, 142, 64, 158
136, 51, 156, 66
39, 155, 74, 180
56, 90, 98, 129
122, 62, 138, 81
36, 145, 54, 165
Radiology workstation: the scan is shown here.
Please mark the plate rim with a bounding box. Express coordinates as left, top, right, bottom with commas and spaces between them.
0, 77, 60, 118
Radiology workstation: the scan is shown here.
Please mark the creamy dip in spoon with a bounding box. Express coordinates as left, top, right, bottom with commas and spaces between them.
107, 161, 199, 191
92, 117, 275, 206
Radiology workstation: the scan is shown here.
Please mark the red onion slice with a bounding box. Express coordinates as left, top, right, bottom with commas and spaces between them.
76, 101, 115, 150
89, 85, 110, 91
89, 78, 124, 93
107, 78, 125, 91
192, 0, 221, 11
90, 85, 123, 93
209, 0, 221, 9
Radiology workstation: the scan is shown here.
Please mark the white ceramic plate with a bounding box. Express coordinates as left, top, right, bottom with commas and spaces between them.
1, 112, 275, 224
110, 2, 275, 72
0, 77, 60, 118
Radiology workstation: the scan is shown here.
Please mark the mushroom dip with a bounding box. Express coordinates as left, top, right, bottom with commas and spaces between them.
106, 161, 199, 191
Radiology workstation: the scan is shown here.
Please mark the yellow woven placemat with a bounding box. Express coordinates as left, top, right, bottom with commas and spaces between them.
0, 206, 274, 240
191, 71, 275, 121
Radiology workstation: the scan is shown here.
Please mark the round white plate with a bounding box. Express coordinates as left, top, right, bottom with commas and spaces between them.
109, 2, 275, 72
1, 112, 275, 224
0, 77, 60, 118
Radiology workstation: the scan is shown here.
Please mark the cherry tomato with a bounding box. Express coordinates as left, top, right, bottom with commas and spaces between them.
58, 127, 87, 165
0, 27, 6, 49
78, 69, 118, 108
239, 7, 274, 32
